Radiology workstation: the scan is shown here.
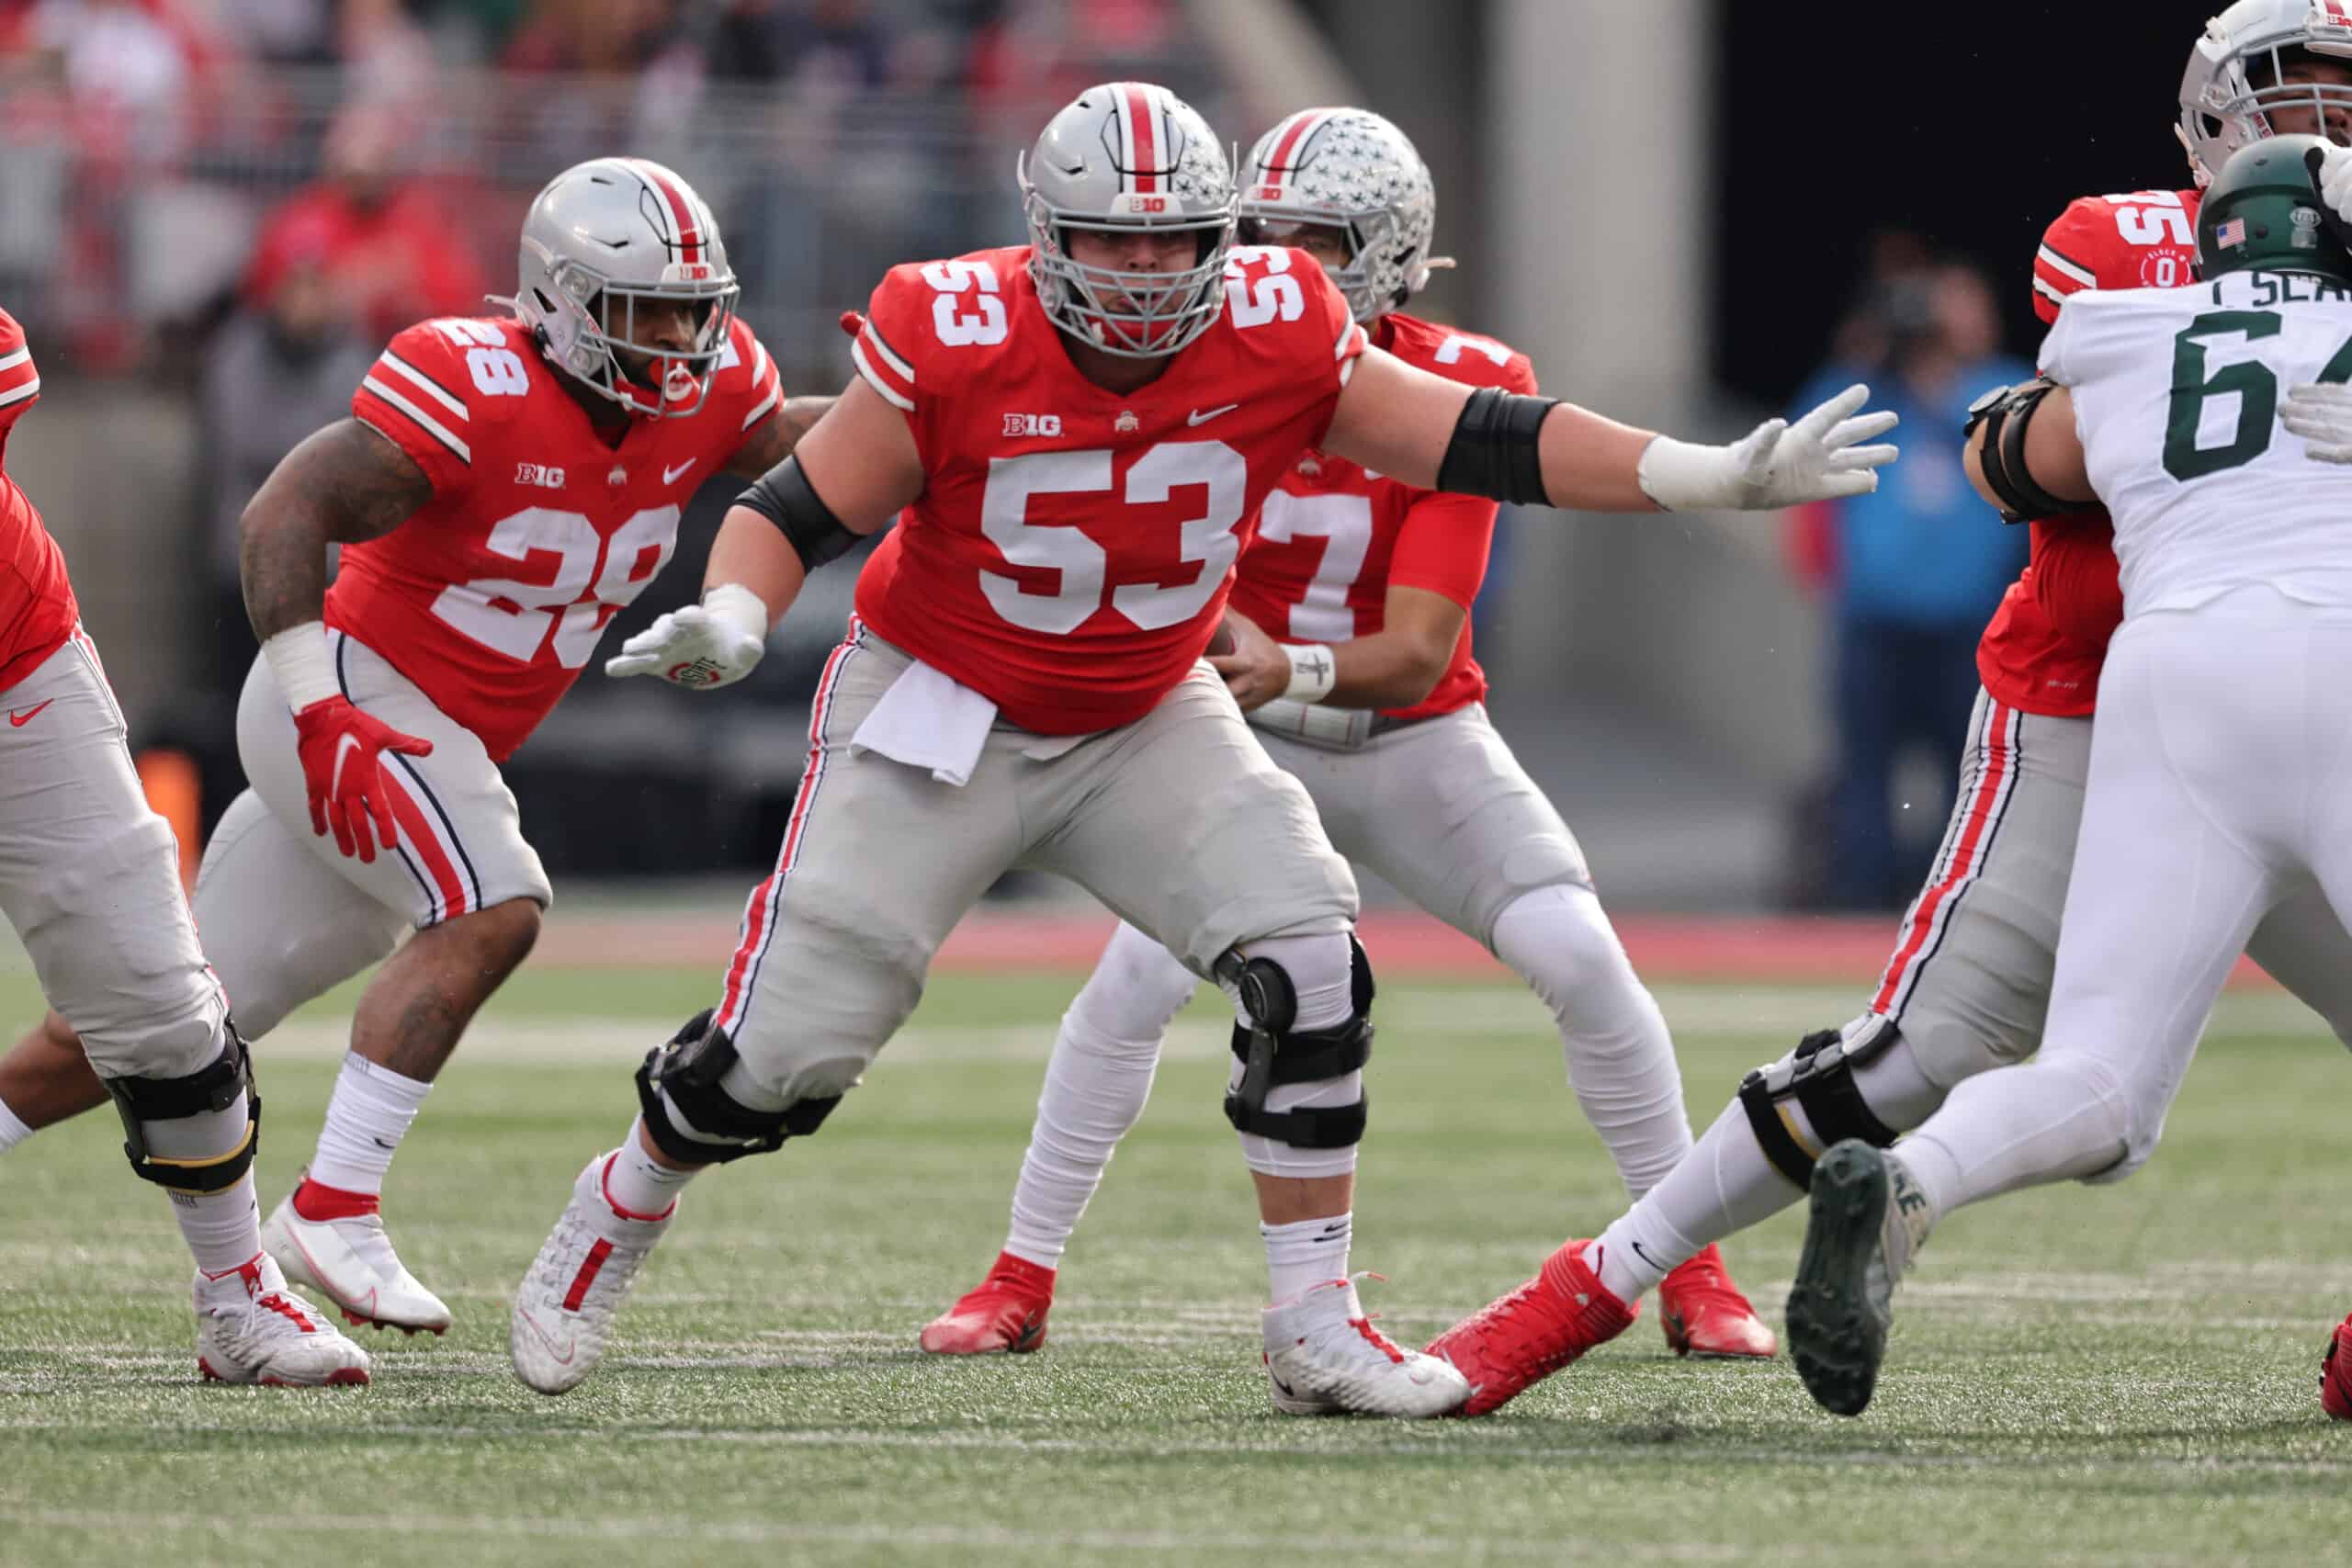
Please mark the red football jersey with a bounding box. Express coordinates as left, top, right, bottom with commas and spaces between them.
1976, 187, 2199, 716
849, 243, 1367, 733
0, 309, 79, 693
1230, 310, 1532, 721
334, 312, 782, 761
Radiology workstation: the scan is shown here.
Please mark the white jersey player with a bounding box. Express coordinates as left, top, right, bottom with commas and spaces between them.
915, 108, 1774, 1371
1781, 135, 2352, 1416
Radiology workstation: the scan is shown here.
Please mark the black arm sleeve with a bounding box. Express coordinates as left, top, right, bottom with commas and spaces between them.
1964, 379, 2086, 525
1433, 385, 1561, 505
732, 457, 862, 572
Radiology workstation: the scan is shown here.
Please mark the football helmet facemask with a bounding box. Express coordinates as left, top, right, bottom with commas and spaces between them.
507, 157, 740, 418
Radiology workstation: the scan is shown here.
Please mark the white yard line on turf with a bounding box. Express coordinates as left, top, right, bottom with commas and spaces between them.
239, 985, 2340, 1067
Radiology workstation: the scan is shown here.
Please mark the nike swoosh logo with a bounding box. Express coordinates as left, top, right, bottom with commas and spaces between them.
662, 457, 698, 485
516, 1305, 578, 1365
1630, 1240, 1662, 1269
329, 733, 364, 797
8, 700, 52, 727
1187, 403, 1240, 426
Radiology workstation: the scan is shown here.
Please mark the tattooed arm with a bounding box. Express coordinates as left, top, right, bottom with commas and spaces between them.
240, 418, 433, 640
723, 395, 838, 480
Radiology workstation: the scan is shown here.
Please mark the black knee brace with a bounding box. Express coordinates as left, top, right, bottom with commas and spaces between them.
1737, 1017, 1904, 1188
635, 1009, 839, 1166
1218, 937, 1374, 1149
105, 1022, 260, 1194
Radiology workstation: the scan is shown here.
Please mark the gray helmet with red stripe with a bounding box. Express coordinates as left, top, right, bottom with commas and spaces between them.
2178, 0, 2352, 186
1239, 107, 1442, 325
1017, 81, 1236, 358
509, 156, 741, 417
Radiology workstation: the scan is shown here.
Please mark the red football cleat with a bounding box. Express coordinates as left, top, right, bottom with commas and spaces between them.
2322, 1311, 2352, 1421
1658, 1244, 1777, 1359
919, 1250, 1055, 1355
1422, 1239, 1636, 1416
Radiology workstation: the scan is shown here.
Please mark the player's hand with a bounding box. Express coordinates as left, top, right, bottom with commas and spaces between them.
605, 603, 765, 689
2308, 144, 2352, 240
1638, 384, 1899, 511
290, 695, 434, 864
1207, 607, 1289, 712
2281, 381, 2352, 463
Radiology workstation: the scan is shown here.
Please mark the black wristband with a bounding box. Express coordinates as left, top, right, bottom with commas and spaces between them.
733, 457, 861, 572
1435, 385, 1559, 505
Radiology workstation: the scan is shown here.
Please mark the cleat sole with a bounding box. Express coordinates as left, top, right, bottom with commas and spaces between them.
1785, 1141, 1892, 1417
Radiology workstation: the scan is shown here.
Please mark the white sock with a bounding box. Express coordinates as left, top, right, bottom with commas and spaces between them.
602, 1119, 695, 1220
1897, 1056, 2130, 1215
1004, 936, 1191, 1267
307, 1052, 432, 1195
1588, 1026, 1951, 1304
0, 1096, 31, 1154
1491, 885, 1692, 1200
140, 1088, 264, 1276
1264, 1211, 1351, 1303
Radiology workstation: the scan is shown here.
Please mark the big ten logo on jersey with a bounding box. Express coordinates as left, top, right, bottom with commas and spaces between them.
2103, 191, 2196, 288
924, 258, 1009, 347
429, 504, 683, 669
1223, 246, 1306, 329
430, 319, 533, 397
1003, 412, 1063, 438
514, 463, 566, 489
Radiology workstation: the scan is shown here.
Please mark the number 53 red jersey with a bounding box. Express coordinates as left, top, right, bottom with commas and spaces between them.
848, 243, 1367, 734
334, 313, 782, 761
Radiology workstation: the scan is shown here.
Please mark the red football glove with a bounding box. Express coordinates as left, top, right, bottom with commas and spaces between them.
291, 695, 435, 863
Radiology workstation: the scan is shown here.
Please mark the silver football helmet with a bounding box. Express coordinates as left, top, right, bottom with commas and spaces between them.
506, 157, 740, 418
1018, 82, 1236, 358
1238, 107, 1447, 325
2178, 0, 2352, 186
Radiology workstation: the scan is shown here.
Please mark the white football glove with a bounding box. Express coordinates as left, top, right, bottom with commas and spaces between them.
2280, 381, 2352, 463
604, 583, 769, 688
2313, 141, 2352, 230
1636, 383, 1901, 512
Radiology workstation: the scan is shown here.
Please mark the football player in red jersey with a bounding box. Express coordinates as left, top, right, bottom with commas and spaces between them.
1427, 0, 2352, 1418
0, 159, 825, 1340
506, 81, 1895, 1409
0, 308, 370, 1384
913, 108, 1774, 1383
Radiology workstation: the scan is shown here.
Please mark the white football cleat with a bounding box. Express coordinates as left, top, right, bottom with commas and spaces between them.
1261, 1275, 1470, 1418
194, 1252, 372, 1387
510, 1153, 675, 1395
261, 1175, 452, 1337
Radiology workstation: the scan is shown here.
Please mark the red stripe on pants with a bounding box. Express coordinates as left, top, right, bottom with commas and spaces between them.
1868, 702, 2015, 1015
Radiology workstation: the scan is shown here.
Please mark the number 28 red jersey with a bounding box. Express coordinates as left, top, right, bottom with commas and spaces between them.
1230, 310, 1533, 721
335, 312, 782, 761
1975, 187, 2199, 717
849, 243, 1368, 734
0, 308, 78, 693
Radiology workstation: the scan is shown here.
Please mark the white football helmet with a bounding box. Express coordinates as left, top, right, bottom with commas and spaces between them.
1238, 107, 1448, 325
1018, 81, 1236, 358
506, 157, 740, 418
2178, 0, 2352, 186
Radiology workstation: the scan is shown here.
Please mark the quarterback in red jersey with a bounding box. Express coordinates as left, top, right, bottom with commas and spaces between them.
917, 107, 1773, 1378
0, 159, 822, 1341
0, 308, 371, 1384
1427, 1, 2352, 1418
507, 81, 1895, 1411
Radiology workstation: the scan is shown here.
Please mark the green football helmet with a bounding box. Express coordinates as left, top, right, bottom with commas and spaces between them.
2196, 132, 2352, 284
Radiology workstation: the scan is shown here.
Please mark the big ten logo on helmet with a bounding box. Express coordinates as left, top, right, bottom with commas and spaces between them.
1003, 412, 1063, 437
1110, 194, 1171, 216
515, 463, 567, 489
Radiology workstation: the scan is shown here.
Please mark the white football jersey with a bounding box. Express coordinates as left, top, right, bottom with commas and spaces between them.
2040, 268, 2352, 616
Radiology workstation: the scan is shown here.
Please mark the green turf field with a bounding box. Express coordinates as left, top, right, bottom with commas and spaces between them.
2, 964, 2346, 1566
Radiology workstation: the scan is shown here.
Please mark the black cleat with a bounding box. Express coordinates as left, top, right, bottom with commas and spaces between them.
1786, 1138, 1896, 1416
